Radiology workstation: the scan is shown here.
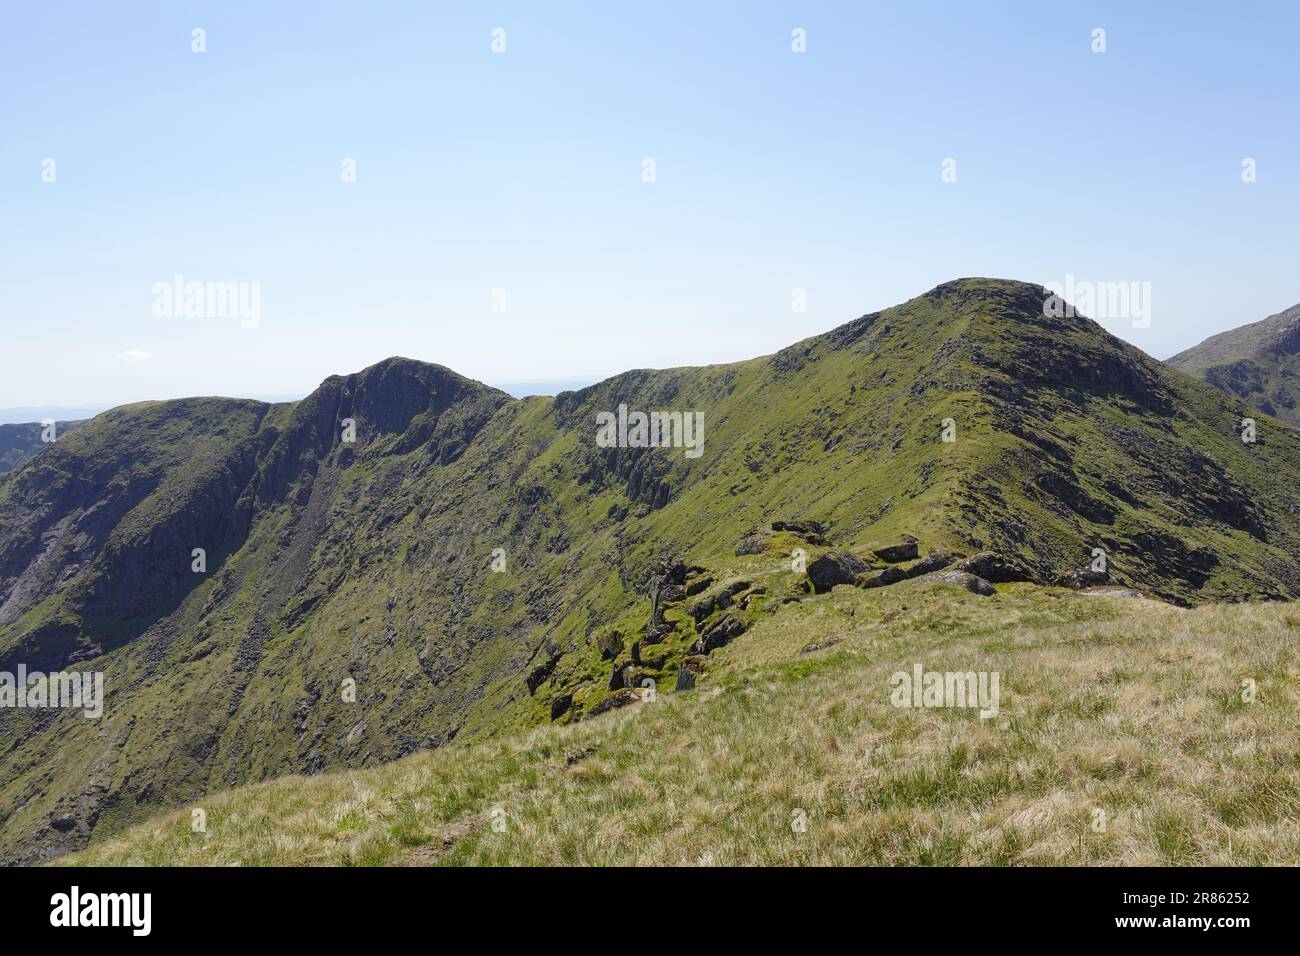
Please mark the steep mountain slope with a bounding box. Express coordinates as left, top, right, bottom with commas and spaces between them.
0, 421, 84, 474
4, 277, 1300, 864
1169, 302, 1300, 425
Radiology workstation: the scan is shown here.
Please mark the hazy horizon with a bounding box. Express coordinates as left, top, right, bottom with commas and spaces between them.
4, 2, 1298, 409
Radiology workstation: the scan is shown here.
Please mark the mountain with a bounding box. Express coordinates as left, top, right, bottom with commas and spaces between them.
0, 407, 107, 426
1168, 302, 1300, 426
5, 277, 1300, 864
0, 421, 84, 474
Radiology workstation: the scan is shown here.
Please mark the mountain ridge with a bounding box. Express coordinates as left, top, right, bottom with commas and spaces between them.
1169, 301, 1300, 425
5, 277, 1300, 864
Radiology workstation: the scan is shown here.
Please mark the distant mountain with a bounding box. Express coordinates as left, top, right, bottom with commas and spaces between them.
5, 277, 1300, 864
0, 421, 85, 474
494, 378, 601, 398
0, 406, 108, 426
1168, 303, 1300, 426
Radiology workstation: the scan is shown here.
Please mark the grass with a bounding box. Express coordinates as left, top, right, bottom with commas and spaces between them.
63, 584, 1300, 866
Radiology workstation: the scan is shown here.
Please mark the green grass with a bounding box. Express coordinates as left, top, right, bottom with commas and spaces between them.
62, 584, 1300, 866
8, 278, 1300, 864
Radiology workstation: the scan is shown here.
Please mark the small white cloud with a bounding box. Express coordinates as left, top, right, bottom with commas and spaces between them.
118, 349, 156, 362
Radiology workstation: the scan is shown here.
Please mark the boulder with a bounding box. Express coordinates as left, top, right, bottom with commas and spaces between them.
958, 551, 1029, 583
1078, 586, 1143, 598
859, 566, 908, 589
807, 551, 871, 593
608, 662, 636, 691
1056, 567, 1110, 589
659, 584, 686, 604
872, 538, 919, 563
903, 552, 958, 578
915, 570, 996, 596
642, 622, 674, 645
799, 639, 839, 655
687, 580, 752, 625
630, 641, 666, 669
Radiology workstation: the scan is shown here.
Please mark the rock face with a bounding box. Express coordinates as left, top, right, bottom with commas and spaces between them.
807, 551, 871, 593
957, 552, 1029, 583
675, 655, 706, 691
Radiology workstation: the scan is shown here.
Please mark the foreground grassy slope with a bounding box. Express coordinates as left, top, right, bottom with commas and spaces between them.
65, 583, 1300, 866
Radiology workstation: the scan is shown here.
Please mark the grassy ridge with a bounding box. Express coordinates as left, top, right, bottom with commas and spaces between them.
7, 278, 1300, 863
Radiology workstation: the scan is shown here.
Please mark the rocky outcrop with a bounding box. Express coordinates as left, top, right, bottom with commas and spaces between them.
675, 655, 706, 691
859, 566, 908, 589
550, 693, 573, 720
525, 652, 561, 695
958, 551, 1030, 583
1055, 568, 1110, 589
914, 570, 996, 596
872, 538, 919, 563
595, 630, 625, 661
807, 551, 871, 593
687, 580, 752, 625
693, 613, 746, 654
736, 519, 827, 555
585, 688, 641, 719
904, 552, 959, 578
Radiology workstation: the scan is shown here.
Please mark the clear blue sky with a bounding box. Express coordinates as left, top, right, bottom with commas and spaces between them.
2, 1, 1297, 411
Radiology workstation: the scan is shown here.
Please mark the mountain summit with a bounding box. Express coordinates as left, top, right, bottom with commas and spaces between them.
4, 277, 1300, 863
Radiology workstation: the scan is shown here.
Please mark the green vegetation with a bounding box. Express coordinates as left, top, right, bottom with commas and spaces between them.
4, 278, 1300, 864
63, 585, 1300, 866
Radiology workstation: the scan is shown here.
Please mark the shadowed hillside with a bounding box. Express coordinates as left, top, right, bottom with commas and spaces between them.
1170, 302, 1300, 426
0, 421, 83, 475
